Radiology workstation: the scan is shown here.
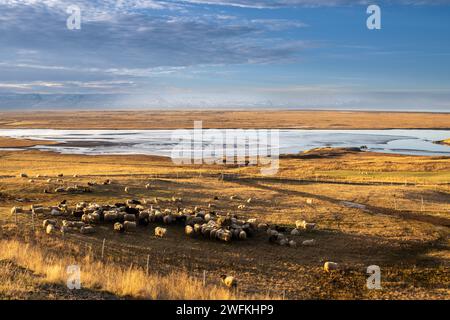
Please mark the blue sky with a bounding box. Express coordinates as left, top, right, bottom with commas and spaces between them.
1, 0, 450, 110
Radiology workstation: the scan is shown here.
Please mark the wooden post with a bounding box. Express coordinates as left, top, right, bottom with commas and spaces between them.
31, 212, 35, 231
146, 254, 150, 276
101, 238, 106, 260
282, 290, 286, 300
421, 197, 424, 212
203, 270, 206, 287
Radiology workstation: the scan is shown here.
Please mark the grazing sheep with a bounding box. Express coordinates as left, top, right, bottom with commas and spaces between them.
57, 173, 64, 177
295, 220, 316, 231
306, 198, 313, 205
80, 226, 95, 234
43, 219, 57, 228
19, 173, 28, 178
216, 229, 232, 242
257, 223, 269, 231
302, 239, 316, 246
114, 222, 125, 233
28, 179, 35, 183
291, 229, 300, 236
155, 227, 167, 238
124, 186, 130, 194
145, 183, 151, 190
220, 275, 237, 288
35, 174, 41, 178
246, 198, 252, 204
289, 240, 297, 247
324, 262, 339, 273
73, 174, 78, 178
54, 187, 65, 193
47, 179, 52, 183
237, 205, 246, 210
124, 221, 137, 232
62, 220, 84, 228
46, 224, 55, 235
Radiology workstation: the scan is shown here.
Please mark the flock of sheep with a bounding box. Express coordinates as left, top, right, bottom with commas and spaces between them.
11, 173, 340, 287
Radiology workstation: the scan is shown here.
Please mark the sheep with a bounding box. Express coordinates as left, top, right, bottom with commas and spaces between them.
220, 275, 237, 288
57, 173, 64, 177
19, 173, 28, 178
163, 214, 176, 224
54, 187, 65, 193
103, 211, 118, 222
73, 174, 78, 178
43, 219, 57, 228
288, 240, 297, 247
302, 239, 316, 246
50, 208, 62, 216
238, 230, 247, 240
324, 262, 339, 273
124, 221, 137, 232
257, 223, 269, 231
35, 174, 41, 178
295, 220, 316, 231
246, 197, 252, 204
185, 225, 195, 237
145, 183, 151, 190
216, 229, 232, 242
62, 220, 84, 228
237, 205, 246, 210
47, 178, 52, 183
124, 186, 130, 194
80, 226, 95, 234
28, 179, 35, 183
46, 224, 55, 235
10, 207, 23, 215
155, 227, 167, 238
229, 195, 239, 201
306, 198, 313, 205
114, 222, 125, 233
291, 229, 300, 236
124, 213, 136, 222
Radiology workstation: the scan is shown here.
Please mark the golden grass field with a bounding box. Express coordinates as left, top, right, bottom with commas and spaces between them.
1, 110, 450, 129
0, 111, 449, 300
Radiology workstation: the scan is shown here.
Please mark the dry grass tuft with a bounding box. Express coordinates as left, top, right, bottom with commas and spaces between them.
0, 239, 264, 300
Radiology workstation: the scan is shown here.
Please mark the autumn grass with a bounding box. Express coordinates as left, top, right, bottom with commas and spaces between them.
0, 239, 263, 300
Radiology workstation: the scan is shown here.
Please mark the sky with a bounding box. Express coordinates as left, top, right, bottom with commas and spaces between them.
0, 0, 450, 111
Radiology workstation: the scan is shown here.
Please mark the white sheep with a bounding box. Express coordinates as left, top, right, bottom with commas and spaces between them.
289, 240, 297, 247
291, 229, 300, 236
124, 214, 136, 222
237, 205, 246, 210
155, 227, 167, 238
246, 197, 252, 204
324, 262, 339, 272
185, 225, 195, 237
302, 239, 316, 246
80, 226, 95, 234
46, 224, 55, 235
238, 230, 247, 240
50, 208, 62, 216
124, 221, 137, 232
124, 186, 130, 194
306, 198, 313, 205
145, 183, 151, 190
220, 275, 237, 288
43, 219, 57, 228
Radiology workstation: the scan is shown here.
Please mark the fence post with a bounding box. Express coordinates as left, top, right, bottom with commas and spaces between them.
146, 254, 150, 276
203, 270, 206, 287
101, 238, 106, 260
